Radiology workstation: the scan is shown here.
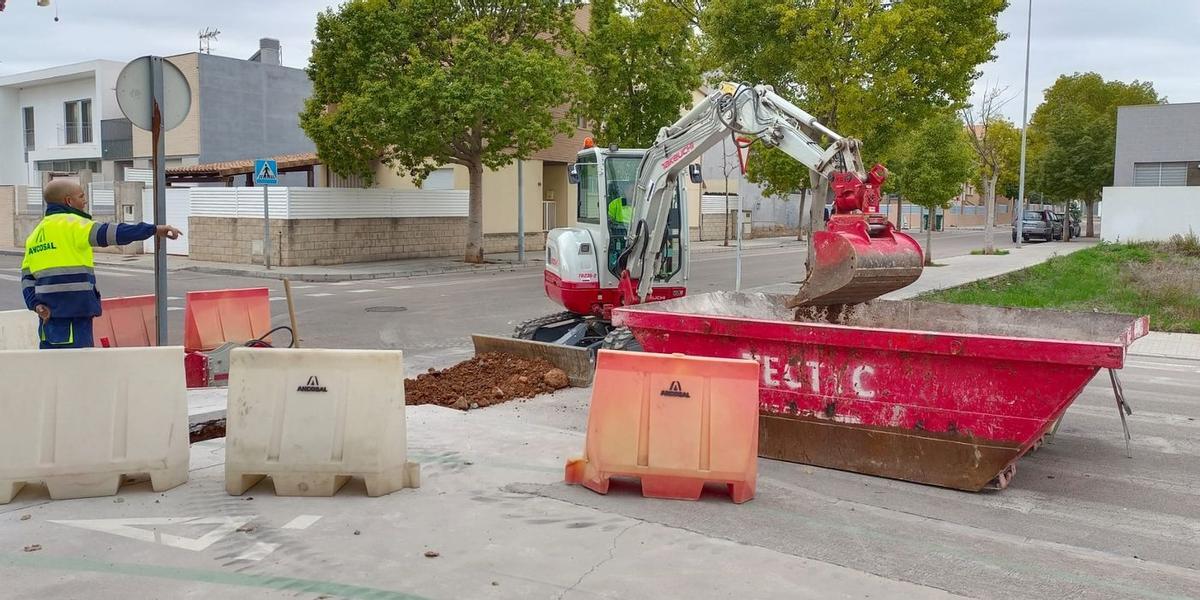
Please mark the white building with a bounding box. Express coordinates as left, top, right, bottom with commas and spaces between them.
0, 60, 130, 186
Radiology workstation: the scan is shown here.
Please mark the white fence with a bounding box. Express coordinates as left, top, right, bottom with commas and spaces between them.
1102, 186, 1200, 242
701, 194, 741, 215
189, 187, 468, 220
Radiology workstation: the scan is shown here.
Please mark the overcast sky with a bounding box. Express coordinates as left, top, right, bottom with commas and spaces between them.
0, 0, 1195, 122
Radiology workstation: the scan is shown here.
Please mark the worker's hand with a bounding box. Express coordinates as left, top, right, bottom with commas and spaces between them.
157, 225, 182, 240
34, 304, 51, 323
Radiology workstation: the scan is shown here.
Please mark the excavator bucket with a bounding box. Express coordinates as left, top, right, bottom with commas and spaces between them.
789, 214, 924, 308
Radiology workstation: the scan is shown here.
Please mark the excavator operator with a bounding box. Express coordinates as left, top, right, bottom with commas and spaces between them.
606, 182, 633, 273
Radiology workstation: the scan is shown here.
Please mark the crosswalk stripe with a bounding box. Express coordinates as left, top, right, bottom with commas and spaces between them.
0, 273, 19, 282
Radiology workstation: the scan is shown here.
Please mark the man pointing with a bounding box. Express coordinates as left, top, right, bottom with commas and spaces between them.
20, 179, 181, 349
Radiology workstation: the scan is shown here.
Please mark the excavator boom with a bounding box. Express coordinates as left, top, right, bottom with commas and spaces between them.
619, 83, 922, 308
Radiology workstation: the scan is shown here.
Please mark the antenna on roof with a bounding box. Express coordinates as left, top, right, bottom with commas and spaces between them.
199, 27, 221, 54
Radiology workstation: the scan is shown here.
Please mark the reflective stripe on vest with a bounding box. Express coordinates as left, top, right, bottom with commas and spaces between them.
23, 214, 96, 276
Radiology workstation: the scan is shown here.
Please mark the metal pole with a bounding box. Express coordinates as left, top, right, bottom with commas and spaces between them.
150, 56, 168, 346
263, 184, 271, 269
735, 196, 743, 291
1015, 0, 1033, 248
517, 159, 525, 262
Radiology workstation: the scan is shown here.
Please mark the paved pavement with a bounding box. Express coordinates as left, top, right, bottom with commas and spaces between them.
3, 353, 1197, 599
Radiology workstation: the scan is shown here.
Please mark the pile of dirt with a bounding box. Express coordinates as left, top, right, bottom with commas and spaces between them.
190, 419, 226, 443
406, 352, 569, 410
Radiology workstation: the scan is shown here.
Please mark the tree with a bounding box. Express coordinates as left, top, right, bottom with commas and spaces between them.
702, 0, 1006, 268
582, 0, 700, 148
301, 0, 583, 263
889, 111, 975, 264
961, 87, 1020, 254
1028, 72, 1162, 237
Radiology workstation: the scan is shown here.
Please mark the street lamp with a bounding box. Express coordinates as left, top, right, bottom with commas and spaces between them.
1015, 0, 1033, 248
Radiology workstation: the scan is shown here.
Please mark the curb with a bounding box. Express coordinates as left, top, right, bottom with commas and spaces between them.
179, 260, 540, 283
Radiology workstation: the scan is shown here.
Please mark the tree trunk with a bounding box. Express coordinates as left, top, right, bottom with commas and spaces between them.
465, 161, 485, 263
896, 195, 904, 230
925, 206, 934, 265
805, 171, 827, 276
797, 189, 808, 241
1085, 199, 1095, 237
983, 174, 997, 253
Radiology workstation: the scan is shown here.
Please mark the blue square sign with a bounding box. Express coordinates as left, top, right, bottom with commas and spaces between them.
254, 159, 278, 185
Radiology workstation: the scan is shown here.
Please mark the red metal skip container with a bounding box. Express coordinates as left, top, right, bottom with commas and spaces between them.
614, 292, 1150, 491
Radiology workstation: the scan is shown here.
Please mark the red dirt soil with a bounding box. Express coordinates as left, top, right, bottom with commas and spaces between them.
405, 352, 569, 410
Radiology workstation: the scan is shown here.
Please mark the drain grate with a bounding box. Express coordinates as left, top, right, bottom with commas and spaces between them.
365, 306, 408, 313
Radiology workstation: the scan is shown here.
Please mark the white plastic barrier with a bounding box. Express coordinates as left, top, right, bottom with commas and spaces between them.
224, 348, 420, 497
0, 309, 39, 350
0, 347, 189, 503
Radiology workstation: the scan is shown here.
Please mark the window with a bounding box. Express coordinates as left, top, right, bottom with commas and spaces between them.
420, 168, 454, 190
22, 107, 34, 151
63, 99, 92, 144
575, 153, 600, 223
1134, 162, 1188, 186
35, 158, 100, 173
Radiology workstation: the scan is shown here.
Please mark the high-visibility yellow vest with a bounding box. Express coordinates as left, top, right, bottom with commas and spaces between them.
23, 213, 96, 274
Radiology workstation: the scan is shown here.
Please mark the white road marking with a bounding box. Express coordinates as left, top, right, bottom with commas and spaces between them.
290, 285, 316, 289
48, 516, 255, 552
234, 542, 280, 561
167, 306, 184, 311
269, 296, 286, 302
346, 289, 376, 293
0, 273, 19, 282
281, 515, 322, 530
306, 293, 334, 297
387, 285, 412, 290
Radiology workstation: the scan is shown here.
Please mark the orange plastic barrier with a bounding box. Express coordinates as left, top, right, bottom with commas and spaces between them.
183, 288, 272, 352
93, 295, 156, 348
565, 350, 760, 503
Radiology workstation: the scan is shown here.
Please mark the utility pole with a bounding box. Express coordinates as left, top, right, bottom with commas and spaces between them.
1015, 0, 1033, 248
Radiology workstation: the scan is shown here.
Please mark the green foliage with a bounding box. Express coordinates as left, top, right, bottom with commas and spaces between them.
702, 0, 1007, 157
978, 119, 1021, 198
888, 111, 975, 212
1028, 73, 1162, 202
924, 243, 1200, 333
301, 0, 584, 261
302, 0, 582, 182
582, 0, 700, 148
745, 145, 810, 199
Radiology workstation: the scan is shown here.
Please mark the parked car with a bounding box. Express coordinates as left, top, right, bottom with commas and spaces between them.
1056, 213, 1081, 238
1012, 209, 1064, 242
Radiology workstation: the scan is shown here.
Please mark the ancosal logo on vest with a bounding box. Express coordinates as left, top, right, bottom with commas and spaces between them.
27, 229, 58, 255
297, 375, 328, 393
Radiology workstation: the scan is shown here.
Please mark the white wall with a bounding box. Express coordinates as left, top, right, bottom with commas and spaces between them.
1101, 186, 1200, 242
0, 61, 124, 186
0, 88, 23, 186
189, 187, 469, 219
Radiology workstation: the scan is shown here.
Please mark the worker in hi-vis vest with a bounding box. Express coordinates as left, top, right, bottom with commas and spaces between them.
21, 179, 181, 349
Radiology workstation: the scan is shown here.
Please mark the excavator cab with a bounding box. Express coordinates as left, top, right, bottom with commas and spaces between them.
789, 165, 924, 307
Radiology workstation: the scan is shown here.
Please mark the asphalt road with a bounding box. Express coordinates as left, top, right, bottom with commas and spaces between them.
0, 229, 1026, 369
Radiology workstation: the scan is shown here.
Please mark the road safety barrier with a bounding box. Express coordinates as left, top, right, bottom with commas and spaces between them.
224, 348, 421, 497
184, 288, 272, 352
0, 309, 38, 350
565, 350, 760, 503
0, 347, 189, 503
94, 294, 156, 348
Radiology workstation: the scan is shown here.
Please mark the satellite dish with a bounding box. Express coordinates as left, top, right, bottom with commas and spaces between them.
115, 56, 192, 132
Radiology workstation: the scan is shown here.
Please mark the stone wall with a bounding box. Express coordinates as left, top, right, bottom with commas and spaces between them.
700, 213, 727, 241
189, 216, 478, 266
483, 231, 546, 254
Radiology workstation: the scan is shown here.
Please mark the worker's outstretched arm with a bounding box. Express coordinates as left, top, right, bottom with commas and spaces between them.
87, 222, 181, 247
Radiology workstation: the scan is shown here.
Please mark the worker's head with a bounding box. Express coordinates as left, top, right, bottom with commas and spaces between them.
43, 179, 87, 212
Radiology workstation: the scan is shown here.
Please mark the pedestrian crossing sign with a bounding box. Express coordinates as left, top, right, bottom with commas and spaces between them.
254, 159, 278, 185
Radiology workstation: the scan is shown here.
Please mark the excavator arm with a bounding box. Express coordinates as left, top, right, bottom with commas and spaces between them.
618, 82, 921, 306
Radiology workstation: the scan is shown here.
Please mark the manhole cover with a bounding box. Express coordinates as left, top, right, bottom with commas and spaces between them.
365, 306, 407, 313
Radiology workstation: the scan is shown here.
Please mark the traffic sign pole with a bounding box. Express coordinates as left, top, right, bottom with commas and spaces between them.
263, 184, 271, 270
150, 56, 168, 346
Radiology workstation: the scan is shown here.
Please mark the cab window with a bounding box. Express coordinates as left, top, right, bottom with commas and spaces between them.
576, 154, 600, 224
